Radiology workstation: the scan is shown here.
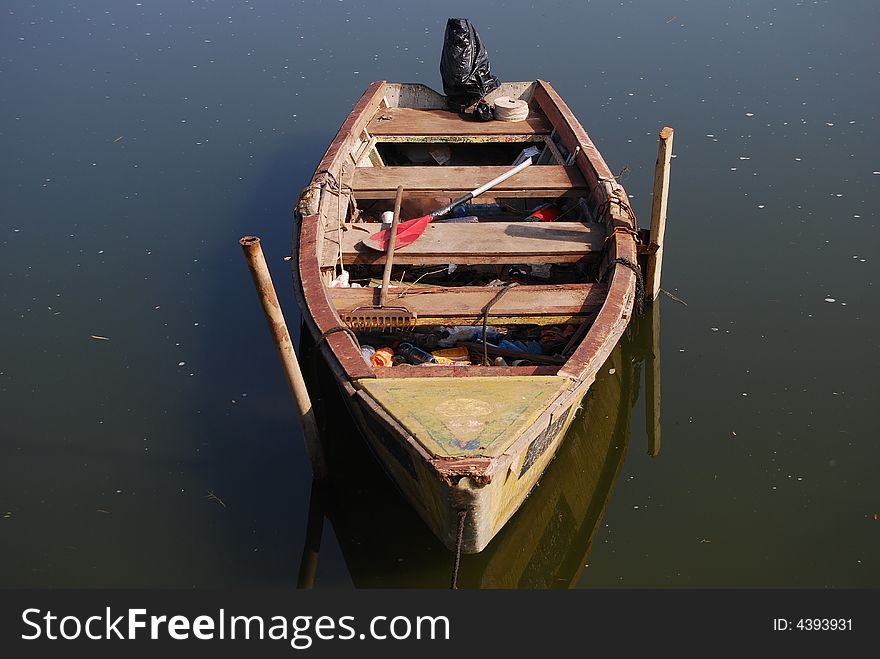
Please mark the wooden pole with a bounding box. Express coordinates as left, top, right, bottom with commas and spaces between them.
646, 127, 674, 301
378, 185, 404, 307
239, 235, 327, 480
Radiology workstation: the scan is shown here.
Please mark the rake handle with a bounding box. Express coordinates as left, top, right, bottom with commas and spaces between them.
379, 185, 404, 307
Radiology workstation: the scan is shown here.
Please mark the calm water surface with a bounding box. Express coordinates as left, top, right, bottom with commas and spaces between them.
2, 0, 878, 588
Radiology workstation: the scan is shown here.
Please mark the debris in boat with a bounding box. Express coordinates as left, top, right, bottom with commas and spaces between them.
524, 203, 562, 223
397, 342, 436, 365
529, 264, 552, 278
428, 144, 451, 165
513, 145, 540, 166
329, 270, 361, 288
432, 346, 471, 365
494, 96, 530, 122
437, 325, 501, 347
371, 347, 394, 367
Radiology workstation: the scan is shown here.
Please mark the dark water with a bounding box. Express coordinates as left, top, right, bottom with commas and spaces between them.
2, 0, 878, 588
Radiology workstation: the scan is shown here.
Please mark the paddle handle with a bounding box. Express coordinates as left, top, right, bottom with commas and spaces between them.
430, 157, 533, 219
379, 185, 404, 306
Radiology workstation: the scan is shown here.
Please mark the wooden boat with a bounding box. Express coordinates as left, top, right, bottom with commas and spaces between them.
294, 80, 645, 554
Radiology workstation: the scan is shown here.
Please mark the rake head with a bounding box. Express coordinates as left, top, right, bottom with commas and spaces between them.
340, 305, 417, 331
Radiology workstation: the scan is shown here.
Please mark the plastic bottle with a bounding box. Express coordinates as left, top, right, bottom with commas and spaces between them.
437, 326, 501, 348
397, 342, 437, 365
360, 345, 376, 363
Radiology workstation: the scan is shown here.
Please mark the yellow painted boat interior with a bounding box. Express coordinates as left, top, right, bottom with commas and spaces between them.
358, 376, 568, 458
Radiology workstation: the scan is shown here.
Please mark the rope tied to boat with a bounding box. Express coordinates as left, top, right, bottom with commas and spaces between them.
450, 509, 468, 590
601, 257, 644, 317
316, 325, 362, 352
596, 195, 638, 229
313, 169, 342, 195
480, 282, 519, 365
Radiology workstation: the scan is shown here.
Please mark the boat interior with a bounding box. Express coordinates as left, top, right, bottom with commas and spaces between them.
310, 82, 629, 375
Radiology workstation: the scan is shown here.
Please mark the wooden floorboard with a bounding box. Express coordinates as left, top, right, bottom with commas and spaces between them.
336, 221, 606, 266
329, 283, 606, 322
352, 165, 587, 199
368, 108, 552, 136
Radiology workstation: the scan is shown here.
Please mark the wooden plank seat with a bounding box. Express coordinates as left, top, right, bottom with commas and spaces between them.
329, 283, 606, 326
333, 221, 606, 267
367, 107, 552, 136
351, 165, 588, 199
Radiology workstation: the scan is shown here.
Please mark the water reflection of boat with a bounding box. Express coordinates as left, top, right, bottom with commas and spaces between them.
298, 302, 661, 588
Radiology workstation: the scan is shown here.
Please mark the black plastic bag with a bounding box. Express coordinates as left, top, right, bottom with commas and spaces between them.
440, 18, 500, 112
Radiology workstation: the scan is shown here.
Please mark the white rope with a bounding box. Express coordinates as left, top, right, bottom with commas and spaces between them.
493, 96, 529, 122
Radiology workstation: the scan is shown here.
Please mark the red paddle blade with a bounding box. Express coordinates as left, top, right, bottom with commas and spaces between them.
364, 214, 432, 251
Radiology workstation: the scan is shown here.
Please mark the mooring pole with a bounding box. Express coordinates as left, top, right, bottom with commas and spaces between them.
645, 126, 674, 301
240, 235, 327, 480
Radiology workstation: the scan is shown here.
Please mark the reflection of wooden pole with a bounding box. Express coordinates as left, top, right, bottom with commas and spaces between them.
645, 300, 661, 457
240, 236, 327, 480
297, 479, 325, 589
646, 127, 674, 301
